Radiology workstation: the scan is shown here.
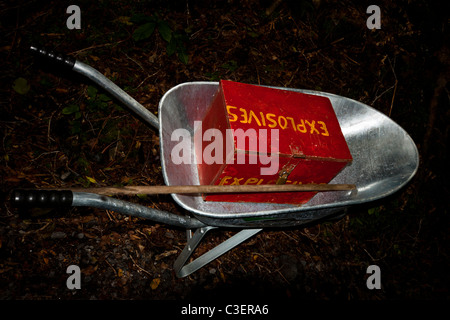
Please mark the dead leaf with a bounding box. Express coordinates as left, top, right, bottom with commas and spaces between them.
83, 265, 98, 276
82, 232, 97, 239
160, 262, 169, 270
0, 266, 13, 274
150, 278, 160, 290
4, 177, 21, 182
219, 270, 226, 282
115, 16, 133, 26
86, 176, 97, 184
129, 234, 142, 241
80, 215, 96, 223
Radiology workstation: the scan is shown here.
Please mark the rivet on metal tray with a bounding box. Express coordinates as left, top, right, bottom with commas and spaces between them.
276, 163, 296, 185
276, 171, 290, 185
350, 187, 358, 197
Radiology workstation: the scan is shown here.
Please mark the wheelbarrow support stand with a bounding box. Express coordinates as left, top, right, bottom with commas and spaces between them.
174, 227, 262, 278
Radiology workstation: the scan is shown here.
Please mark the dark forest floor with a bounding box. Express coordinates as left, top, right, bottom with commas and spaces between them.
0, 0, 449, 304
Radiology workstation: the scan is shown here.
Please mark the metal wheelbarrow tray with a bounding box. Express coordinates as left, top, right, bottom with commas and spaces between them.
12, 47, 419, 277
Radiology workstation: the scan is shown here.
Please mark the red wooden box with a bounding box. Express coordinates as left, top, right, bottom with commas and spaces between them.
194, 80, 352, 205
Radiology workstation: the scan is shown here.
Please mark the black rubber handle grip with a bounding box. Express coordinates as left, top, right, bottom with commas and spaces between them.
11, 189, 73, 208
30, 46, 76, 69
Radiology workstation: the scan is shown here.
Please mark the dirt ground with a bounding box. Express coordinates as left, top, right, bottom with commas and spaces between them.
0, 0, 449, 305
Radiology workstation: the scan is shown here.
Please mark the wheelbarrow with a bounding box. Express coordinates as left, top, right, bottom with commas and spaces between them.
11, 47, 419, 278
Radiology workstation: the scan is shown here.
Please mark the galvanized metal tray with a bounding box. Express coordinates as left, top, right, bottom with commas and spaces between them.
159, 82, 419, 227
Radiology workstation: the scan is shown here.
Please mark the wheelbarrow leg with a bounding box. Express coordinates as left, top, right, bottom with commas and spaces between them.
174, 227, 262, 278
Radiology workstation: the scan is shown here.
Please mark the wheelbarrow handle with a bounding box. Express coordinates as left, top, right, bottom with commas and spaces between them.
10, 189, 206, 229
29, 45, 160, 129
30, 46, 76, 70
11, 189, 73, 208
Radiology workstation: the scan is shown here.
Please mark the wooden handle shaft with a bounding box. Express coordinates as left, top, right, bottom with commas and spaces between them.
69, 184, 356, 196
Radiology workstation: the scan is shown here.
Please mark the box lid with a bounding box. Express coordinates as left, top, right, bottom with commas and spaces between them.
221, 80, 352, 162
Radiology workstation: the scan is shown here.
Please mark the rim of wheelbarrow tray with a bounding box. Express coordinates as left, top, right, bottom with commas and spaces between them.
158, 82, 419, 219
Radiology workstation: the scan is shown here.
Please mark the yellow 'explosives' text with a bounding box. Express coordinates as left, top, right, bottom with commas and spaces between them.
227, 105, 330, 136
218, 175, 308, 186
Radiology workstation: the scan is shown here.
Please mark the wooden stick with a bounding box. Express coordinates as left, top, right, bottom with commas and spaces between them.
68, 184, 356, 196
